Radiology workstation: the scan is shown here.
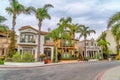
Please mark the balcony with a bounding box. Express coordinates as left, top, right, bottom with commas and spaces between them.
20, 38, 36, 43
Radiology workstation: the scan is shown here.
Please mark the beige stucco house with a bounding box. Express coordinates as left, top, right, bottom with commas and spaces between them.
17, 26, 54, 61
79, 38, 101, 58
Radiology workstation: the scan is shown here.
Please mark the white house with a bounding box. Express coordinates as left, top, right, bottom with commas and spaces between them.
17, 26, 54, 61
79, 38, 101, 58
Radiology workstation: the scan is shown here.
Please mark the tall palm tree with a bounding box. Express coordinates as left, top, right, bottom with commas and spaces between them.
6, 0, 28, 31
69, 24, 79, 57
29, 4, 53, 61
78, 25, 96, 57
6, 0, 33, 57
57, 17, 72, 54
108, 12, 120, 54
111, 23, 120, 54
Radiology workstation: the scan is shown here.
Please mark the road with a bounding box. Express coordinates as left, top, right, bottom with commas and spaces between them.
0, 61, 120, 80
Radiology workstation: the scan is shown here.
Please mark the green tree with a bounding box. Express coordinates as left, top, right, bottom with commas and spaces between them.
46, 28, 60, 62
6, 0, 32, 57
57, 17, 72, 54
108, 12, 120, 54
29, 4, 53, 61
107, 12, 120, 28
0, 16, 8, 32
98, 39, 110, 59
69, 24, 79, 55
78, 25, 96, 57
111, 23, 120, 54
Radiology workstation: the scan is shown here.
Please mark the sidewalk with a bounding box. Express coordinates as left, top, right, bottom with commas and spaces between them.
98, 66, 120, 80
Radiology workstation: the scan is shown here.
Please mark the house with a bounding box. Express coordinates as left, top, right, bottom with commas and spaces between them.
79, 38, 101, 58
17, 26, 54, 61
0, 31, 18, 56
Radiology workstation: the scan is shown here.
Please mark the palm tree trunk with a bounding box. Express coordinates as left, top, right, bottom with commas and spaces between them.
12, 14, 16, 31
73, 34, 75, 58
55, 41, 58, 62
37, 19, 42, 61
84, 37, 87, 57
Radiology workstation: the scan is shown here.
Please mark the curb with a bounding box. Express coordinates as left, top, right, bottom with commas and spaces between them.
96, 70, 107, 80
0, 61, 84, 68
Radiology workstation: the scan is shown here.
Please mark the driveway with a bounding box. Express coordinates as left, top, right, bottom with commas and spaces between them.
0, 61, 120, 80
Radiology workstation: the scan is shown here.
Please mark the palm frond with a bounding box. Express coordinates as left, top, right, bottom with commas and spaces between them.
6, 7, 13, 15
108, 12, 120, 28
0, 16, 7, 23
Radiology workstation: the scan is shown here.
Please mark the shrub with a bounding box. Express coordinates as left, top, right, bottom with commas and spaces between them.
12, 52, 21, 62
39, 54, 46, 62
22, 52, 34, 62
0, 59, 4, 65
39, 54, 46, 58
62, 53, 73, 60
84, 57, 89, 61
116, 54, 120, 60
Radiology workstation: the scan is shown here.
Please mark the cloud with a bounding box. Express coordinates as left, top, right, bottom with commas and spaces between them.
1, 0, 120, 39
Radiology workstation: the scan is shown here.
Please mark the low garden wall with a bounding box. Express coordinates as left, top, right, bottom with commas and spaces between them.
4, 62, 44, 66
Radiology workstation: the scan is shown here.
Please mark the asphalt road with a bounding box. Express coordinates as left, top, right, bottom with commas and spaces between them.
0, 61, 120, 80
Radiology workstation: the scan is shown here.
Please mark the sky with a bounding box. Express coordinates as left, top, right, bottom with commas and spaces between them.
0, 0, 120, 40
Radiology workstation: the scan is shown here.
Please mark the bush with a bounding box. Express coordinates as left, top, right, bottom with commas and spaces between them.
39, 54, 46, 62
84, 57, 89, 61
22, 52, 34, 62
12, 52, 21, 62
116, 54, 120, 60
0, 59, 4, 65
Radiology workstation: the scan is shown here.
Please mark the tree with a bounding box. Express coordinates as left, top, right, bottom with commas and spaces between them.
0, 16, 7, 32
78, 25, 96, 57
107, 12, 120, 28
0, 16, 9, 43
111, 23, 120, 54
108, 12, 120, 54
69, 24, 79, 57
46, 28, 60, 62
98, 39, 110, 59
6, 0, 32, 57
29, 4, 53, 61
57, 17, 72, 54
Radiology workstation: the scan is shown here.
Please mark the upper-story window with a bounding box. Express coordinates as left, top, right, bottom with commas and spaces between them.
20, 33, 36, 43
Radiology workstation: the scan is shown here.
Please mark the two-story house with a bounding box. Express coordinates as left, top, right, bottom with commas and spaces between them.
79, 38, 101, 58
17, 26, 54, 60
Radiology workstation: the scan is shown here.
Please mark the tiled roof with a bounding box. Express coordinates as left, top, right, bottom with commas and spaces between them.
19, 25, 48, 35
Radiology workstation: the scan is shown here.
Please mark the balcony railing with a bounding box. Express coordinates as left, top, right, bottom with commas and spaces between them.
20, 38, 36, 43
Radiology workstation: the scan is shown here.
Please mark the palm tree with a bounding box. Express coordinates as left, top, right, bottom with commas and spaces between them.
69, 24, 79, 57
57, 17, 72, 54
108, 12, 120, 54
0, 16, 7, 32
46, 28, 60, 62
29, 4, 53, 61
78, 25, 96, 57
107, 12, 120, 28
6, 0, 27, 31
6, 0, 34, 57
111, 23, 120, 54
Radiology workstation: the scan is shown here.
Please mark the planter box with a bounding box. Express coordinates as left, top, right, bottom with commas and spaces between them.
89, 59, 99, 61
44, 59, 51, 64
4, 62, 44, 66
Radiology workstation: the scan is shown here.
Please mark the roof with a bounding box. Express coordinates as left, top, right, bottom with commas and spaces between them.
19, 25, 48, 35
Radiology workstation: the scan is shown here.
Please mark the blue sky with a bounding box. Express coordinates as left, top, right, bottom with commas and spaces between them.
0, 0, 120, 39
